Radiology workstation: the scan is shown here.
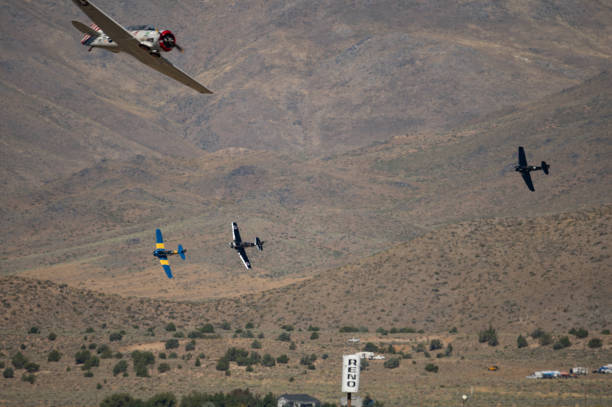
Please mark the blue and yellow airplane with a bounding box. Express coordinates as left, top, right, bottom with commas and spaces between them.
153, 228, 186, 278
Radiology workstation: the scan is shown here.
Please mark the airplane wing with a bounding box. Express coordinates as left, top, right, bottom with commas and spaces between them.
237, 248, 252, 270
518, 146, 528, 167
158, 256, 173, 278
521, 172, 535, 192
155, 228, 165, 249
72, 0, 212, 94
232, 222, 243, 245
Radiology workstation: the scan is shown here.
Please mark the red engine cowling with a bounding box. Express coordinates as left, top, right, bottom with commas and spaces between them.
159, 30, 177, 52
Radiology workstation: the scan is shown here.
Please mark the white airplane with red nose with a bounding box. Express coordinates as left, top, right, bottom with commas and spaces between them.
71, 0, 212, 94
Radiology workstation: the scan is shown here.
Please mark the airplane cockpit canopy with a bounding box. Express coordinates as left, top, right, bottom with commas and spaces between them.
126, 25, 156, 31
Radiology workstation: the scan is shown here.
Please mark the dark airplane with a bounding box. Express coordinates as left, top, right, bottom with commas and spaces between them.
515, 146, 550, 191
230, 222, 263, 270
153, 228, 186, 278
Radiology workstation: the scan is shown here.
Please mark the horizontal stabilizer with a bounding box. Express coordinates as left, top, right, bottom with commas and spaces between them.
255, 237, 264, 251
72, 20, 101, 37
178, 245, 186, 260
541, 161, 550, 175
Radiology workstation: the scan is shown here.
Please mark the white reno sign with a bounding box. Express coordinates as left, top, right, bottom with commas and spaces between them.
341, 354, 361, 393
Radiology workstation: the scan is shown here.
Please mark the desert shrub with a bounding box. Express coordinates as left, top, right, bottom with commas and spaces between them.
174, 332, 185, 338
445, 343, 453, 357
588, 338, 602, 348
132, 351, 155, 367
200, 323, 215, 333
240, 330, 254, 338
277, 354, 289, 364
531, 328, 545, 339
308, 325, 320, 332
363, 342, 379, 352
165, 339, 179, 350
185, 340, 196, 352
251, 340, 262, 349
187, 330, 203, 339
147, 392, 176, 407
3, 367, 14, 378
300, 354, 317, 366
339, 326, 359, 333
48, 332, 57, 341
165, 322, 176, 332
100, 393, 143, 407
449, 327, 458, 334
245, 322, 255, 329
384, 358, 400, 369
425, 363, 439, 373
25, 362, 40, 373
75, 350, 92, 365
98, 344, 113, 359
82, 356, 100, 370
113, 360, 128, 376
361, 359, 369, 371
602, 329, 610, 335
220, 321, 231, 330
157, 363, 171, 373
478, 325, 498, 346
430, 339, 443, 351
376, 327, 388, 336
28, 326, 40, 334
85, 327, 95, 333
114, 352, 123, 359
322, 354, 328, 359
277, 332, 291, 342
195, 358, 201, 367
135, 363, 149, 377
262, 354, 276, 367
0, 361, 3, 369
569, 328, 588, 338
21, 373, 36, 383
84, 370, 94, 377
281, 324, 294, 332
168, 352, 178, 359
539, 332, 553, 346
11, 352, 28, 369
289, 342, 296, 350
89, 343, 97, 350
109, 332, 123, 342
216, 357, 229, 371
310, 332, 319, 340
553, 336, 572, 350
517, 335, 528, 348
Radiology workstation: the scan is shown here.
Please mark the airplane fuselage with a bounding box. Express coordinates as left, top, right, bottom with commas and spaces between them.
230, 242, 256, 250
153, 249, 179, 258
82, 25, 177, 55
515, 165, 542, 174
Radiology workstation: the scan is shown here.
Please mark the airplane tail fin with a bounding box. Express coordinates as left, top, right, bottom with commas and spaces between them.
255, 237, 264, 251
541, 161, 550, 175
72, 21, 101, 46
178, 245, 186, 260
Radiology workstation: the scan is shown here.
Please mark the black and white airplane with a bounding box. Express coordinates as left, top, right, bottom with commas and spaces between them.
229, 222, 263, 270
515, 146, 550, 191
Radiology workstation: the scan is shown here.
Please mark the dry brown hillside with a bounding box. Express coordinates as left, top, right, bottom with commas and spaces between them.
205, 205, 612, 334
1, 206, 611, 406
